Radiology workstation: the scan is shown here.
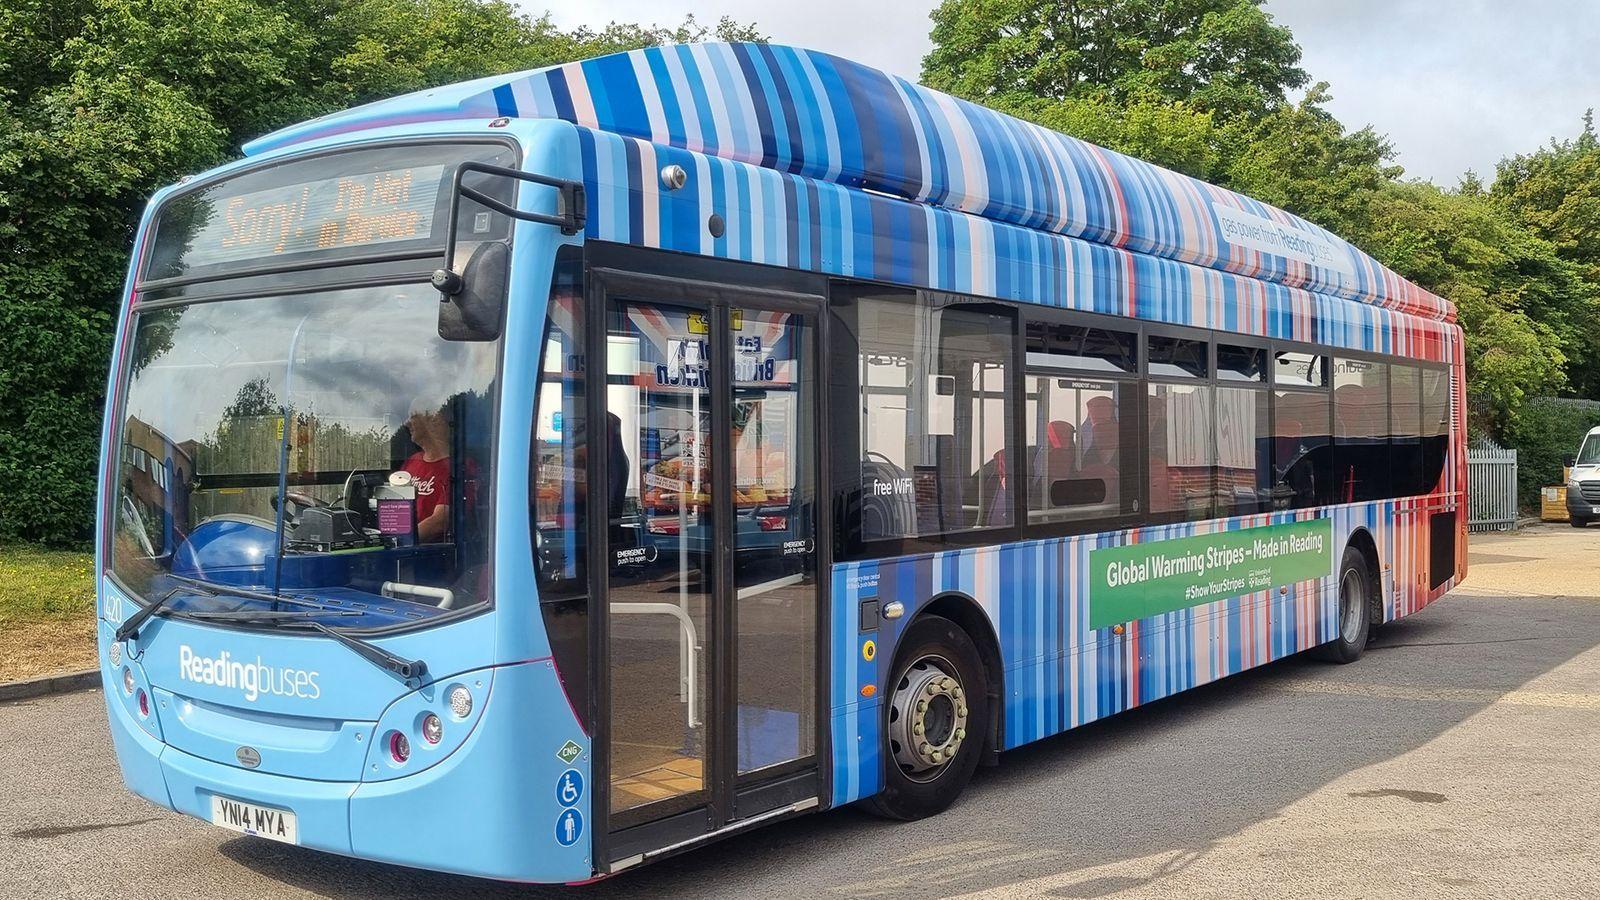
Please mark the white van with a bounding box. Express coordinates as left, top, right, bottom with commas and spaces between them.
1567, 426, 1600, 526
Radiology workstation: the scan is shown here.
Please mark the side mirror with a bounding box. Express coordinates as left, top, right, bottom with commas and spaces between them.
432, 160, 585, 343
436, 242, 509, 341
1565, 454, 1578, 467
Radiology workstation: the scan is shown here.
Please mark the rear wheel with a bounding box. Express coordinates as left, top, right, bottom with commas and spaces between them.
1315, 546, 1372, 664
866, 614, 989, 820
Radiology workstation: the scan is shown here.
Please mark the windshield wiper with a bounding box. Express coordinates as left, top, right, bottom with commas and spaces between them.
288, 619, 427, 682
181, 609, 363, 622
164, 574, 324, 610
113, 585, 191, 643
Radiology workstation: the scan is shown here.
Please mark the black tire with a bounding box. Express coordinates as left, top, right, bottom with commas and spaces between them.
1315, 546, 1373, 664
865, 614, 989, 821
1571, 517, 1590, 528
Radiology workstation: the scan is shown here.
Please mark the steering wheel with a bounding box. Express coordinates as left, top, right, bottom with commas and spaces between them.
271, 490, 323, 525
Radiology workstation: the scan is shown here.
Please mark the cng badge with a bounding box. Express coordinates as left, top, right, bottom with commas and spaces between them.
556, 768, 583, 808
555, 808, 584, 847
555, 739, 582, 765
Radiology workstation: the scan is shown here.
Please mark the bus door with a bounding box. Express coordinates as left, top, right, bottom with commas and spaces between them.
592, 273, 825, 863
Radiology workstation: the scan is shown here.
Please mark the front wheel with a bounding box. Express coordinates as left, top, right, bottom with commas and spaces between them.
865, 614, 989, 821
1571, 516, 1590, 528
1316, 546, 1373, 664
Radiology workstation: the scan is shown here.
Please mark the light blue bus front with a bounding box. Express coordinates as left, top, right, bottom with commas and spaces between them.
96, 120, 596, 883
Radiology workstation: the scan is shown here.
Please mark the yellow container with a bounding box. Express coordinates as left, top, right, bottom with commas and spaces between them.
1541, 485, 1569, 522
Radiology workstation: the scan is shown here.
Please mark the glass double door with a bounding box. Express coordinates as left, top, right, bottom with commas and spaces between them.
601, 287, 821, 840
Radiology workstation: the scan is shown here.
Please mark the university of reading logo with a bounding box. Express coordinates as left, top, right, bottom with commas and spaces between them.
178, 645, 321, 702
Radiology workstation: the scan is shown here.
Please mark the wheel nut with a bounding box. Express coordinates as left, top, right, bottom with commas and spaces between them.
954, 728, 966, 741
917, 699, 927, 713
926, 683, 938, 696
913, 723, 924, 736
940, 677, 953, 689
919, 743, 931, 756
953, 687, 963, 699
958, 705, 968, 717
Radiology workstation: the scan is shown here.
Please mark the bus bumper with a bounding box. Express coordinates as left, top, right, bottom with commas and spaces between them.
106, 660, 594, 883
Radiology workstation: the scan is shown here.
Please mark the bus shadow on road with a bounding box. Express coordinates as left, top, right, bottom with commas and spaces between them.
218, 593, 1600, 900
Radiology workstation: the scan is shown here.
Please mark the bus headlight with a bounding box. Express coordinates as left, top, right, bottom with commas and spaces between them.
122, 667, 135, 695
448, 685, 472, 719
422, 713, 443, 745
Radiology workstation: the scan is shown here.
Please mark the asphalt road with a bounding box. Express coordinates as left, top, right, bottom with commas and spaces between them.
6, 572, 1600, 897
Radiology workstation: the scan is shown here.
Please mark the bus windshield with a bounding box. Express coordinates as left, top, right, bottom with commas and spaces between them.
109, 283, 500, 628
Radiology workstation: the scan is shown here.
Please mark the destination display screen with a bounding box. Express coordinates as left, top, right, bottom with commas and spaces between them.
191, 163, 446, 265
142, 142, 517, 283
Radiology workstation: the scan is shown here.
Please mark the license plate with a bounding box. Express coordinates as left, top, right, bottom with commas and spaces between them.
209, 795, 298, 845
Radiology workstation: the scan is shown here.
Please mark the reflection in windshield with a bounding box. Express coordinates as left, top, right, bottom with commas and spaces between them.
111, 283, 499, 627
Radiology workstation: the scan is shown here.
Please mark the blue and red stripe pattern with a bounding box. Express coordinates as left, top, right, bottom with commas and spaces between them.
241, 43, 1467, 813
246, 43, 1452, 325
827, 499, 1463, 807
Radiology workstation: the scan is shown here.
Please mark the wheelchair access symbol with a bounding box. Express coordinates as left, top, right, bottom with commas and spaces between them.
556, 768, 584, 808
555, 808, 584, 847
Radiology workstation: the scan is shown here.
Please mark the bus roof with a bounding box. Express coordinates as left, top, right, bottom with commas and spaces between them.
244, 43, 1453, 324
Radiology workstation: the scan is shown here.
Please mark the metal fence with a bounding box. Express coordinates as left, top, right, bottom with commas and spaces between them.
1468, 438, 1518, 532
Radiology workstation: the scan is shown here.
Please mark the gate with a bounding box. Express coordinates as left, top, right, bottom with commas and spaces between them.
1468, 438, 1518, 532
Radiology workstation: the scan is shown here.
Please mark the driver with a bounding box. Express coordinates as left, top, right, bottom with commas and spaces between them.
400, 392, 473, 542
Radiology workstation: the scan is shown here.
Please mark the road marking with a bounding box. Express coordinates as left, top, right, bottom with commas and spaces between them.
1277, 679, 1600, 710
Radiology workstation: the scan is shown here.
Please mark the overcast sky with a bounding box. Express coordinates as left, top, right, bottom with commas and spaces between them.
531, 0, 1599, 185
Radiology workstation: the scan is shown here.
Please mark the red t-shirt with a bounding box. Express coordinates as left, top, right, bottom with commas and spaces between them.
402, 453, 453, 523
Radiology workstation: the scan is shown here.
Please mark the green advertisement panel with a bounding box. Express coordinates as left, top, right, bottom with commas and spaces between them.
1089, 519, 1334, 630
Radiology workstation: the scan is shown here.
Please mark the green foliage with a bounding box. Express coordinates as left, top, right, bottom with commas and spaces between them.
923, 0, 1308, 118
1502, 399, 1600, 511
0, 0, 760, 546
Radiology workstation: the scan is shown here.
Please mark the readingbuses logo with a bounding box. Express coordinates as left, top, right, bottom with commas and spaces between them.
178, 645, 321, 702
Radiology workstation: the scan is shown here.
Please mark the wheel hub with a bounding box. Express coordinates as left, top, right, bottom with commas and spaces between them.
1339, 567, 1364, 643
888, 657, 969, 777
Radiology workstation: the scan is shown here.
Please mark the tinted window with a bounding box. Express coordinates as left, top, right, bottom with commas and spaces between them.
837, 290, 1014, 546
1218, 344, 1266, 382
1272, 389, 1333, 509
1421, 367, 1451, 493
1217, 386, 1271, 514
1024, 376, 1126, 524
1148, 382, 1213, 518
1275, 351, 1326, 387
1390, 365, 1424, 497
1333, 357, 1390, 502
1148, 336, 1208, 379
1025, 322, 1137, 374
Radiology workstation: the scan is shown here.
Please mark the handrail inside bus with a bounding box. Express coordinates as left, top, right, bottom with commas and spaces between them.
611, 601, 701, 729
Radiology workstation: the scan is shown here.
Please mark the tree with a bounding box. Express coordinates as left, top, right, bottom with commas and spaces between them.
1354, 182, 1581, 429
1489, 114, 1600, 398
922, 0, 1308, 118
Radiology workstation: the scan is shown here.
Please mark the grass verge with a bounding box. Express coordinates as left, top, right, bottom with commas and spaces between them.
0, 546, 97, 682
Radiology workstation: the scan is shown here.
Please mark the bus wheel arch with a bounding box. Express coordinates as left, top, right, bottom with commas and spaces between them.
866, 601, 995, 820
1317, 529, 1381, 664
1343, 526, 1385, 627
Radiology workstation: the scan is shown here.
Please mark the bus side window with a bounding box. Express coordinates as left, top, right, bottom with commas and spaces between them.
1023, 375, 1127, 524
531, 257, 588, 600
832, 287, 1015, 554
